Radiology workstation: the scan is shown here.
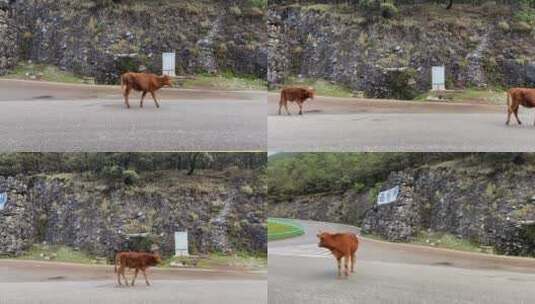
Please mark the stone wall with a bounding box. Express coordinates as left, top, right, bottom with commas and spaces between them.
3, 0, 266, 83
268, 3, 535, 98
0, 8, 18, 75
0, 172, 266, 258
362, 166, 535, 256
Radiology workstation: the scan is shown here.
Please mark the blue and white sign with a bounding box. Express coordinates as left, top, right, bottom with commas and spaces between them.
162, 52, 176, 77
174, 231, 189, 256
0, 192, 7, 210
432, 66, 445, 91
377, 186, 399, 205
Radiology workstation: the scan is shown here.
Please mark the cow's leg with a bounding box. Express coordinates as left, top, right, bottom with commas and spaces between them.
131, 269, 139, 286
514, 107, 522, 125
140, 91, 147, 108
284, 102, 291, 116
142, 269, 151, 286
298, 101, 303, 115
506, 107, 512, 125
336, 257, 342, 278
344, 256, 350, 277
117, 268, 122, 287
351, 253, 356, 273
123, 87, 131, 109
120, 267, 129, 287
150, 91, 160, 108
278, 101, 283, 115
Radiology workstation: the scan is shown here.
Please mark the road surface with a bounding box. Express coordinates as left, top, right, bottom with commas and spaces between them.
0, 260, 266, 304
269, 219, 535, 304
268, 94, 535, 152
0, 79, 266, 152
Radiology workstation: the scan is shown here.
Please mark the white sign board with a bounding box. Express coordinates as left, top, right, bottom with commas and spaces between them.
174, 231, 189, 256
432, 66, 445, 91
0, 192, 6, 210
162, 52, 176, 77
377, 186, 399, 206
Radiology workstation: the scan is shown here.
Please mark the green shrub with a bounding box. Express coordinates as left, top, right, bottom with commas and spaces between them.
240, 184, 254, 195
229, 6, 242, 16
497, 21, 510, 31
122, 169, 139, 185
380, 2, 399, 19
359, 0, 379, 11
368, 182, 383, 203
512, 21, 532, 33
248, 0, 266, 9
101, 165, 122, 179
353, 182, 366, 193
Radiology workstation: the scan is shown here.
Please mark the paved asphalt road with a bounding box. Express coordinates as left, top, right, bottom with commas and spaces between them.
268, 94, 535, 152
269, 219, 535, 304
0, 260, 266, 304
0, 79, 266, 152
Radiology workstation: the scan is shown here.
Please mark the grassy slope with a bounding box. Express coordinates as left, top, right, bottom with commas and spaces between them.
2, 63, 86, 84
2, 63, 266, 91
9, 245, 267, 270
182, 73, 267, 91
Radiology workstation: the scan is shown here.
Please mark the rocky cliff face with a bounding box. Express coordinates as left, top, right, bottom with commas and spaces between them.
2, 0, 266, 83
0, 171, 266, 258
268, 3, 535, 98
363, 165, 535, 256
0, 8, 18, 75
269, 190, 372, 226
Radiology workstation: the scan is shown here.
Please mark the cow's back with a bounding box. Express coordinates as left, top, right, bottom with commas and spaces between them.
122, 72, 157, 92
282, 87, 309, 102
118, 252, 151, 269
332, 233, 359, 254
517, 88, 535, 108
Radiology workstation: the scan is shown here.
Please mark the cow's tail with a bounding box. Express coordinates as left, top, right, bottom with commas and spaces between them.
507, 90, 512, 112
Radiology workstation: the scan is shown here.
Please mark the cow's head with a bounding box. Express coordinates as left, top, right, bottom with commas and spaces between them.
317, 231, 332, 248
151, 254, 162, 266
306, 86, 315, 101
159, 75, 174, 87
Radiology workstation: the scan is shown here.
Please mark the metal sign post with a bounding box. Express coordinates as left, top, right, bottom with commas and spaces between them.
0, 192, 7, 210
174, 231, 189, 256
377, 186, 400, 206
162, 52, 176, 77
432, 66, 445, 91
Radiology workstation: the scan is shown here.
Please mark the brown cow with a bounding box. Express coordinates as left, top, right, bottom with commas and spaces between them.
506, 87, 535, 126
317, 231, 359, 278
120, 72, 173, 109
114, 252, 161, 287
279, 86, 315, 115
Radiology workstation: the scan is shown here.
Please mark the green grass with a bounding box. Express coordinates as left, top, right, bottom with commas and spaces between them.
182, 73, 267, 91
14, 244, 99, 264
2, 62, 86, 84
8, 244, 267, 270
363, 231, 490, 254
417, 88, 507, 104
268, 218, 305, 241
278, 77, 353, 98
162, 253, 266, 271
412, 231, 487, 253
